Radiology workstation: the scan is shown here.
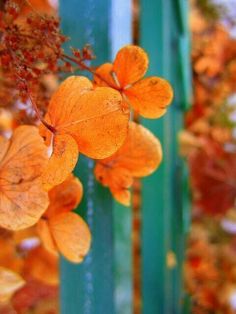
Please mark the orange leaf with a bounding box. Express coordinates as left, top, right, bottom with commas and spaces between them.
113, 45, 148, 87
24, 246, 59, 286
0, 126, 49, 230
0, 237, 24, 274
42, 134, 79, 190
94, 63, 117, 88
45, 174, 83, 218
95, 122, 162, 205
48, 212, 91, 263
46, 76, 93, 123
125, 77, 173, 118
109, 169, 133, 206
37, 176, 87, 262
103, 121, 162, 176
41, 76, 129, 188
0, 267, 25, 304
94, 45, 173, 119
37, 219, 57, 255
95, 164, 133, 206
94, 45, 148, 89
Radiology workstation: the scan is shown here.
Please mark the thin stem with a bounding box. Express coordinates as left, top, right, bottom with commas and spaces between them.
5, 42, 56, 134
61, 53, 120, 90
27, 92, 56, 133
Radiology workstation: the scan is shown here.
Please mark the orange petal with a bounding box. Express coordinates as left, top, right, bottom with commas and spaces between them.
95, 122, 162, 205
45, 174, 83, 218
37, 219, 57, 255
110, 186, 131, 206
0, 238, 24, 274
59, 87, 129, 159
24, 246, 59, 286
94, 63, 117, 88
41, 134, 79, 191
125, 77, 173, 118
113, 45, 149, 87
49, 212, 91, 263
95, 164, 133, 205
0, 126, 49, 230
45, 76, 129, 159
0, 137, 10, 162
0, 267, 25, 303
120, 122, 163, 176
109, 168, 133, 206
100, 122, 163, 177
94, 162, 111, 187
94, 122, 162, 206
46, 76, 93, 127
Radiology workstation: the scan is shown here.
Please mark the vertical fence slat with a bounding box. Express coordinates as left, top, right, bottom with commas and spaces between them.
139, 0, 171, 312
113, 202, 133, 314
140, 0, 191, 313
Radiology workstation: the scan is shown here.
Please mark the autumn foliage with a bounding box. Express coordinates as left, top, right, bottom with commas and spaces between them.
95, 121, 163, 205
94, 45, 173, 118
0, 0, 173, 311
183, 1, 236, 313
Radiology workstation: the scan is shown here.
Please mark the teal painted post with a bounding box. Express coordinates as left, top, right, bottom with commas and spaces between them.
113, 202, 133, 314
174, 1, 192, 313
110, 2, 133, 314
171, 1, 192, 313
140, 1, 172, 313
59, 1, 132, 314
168, 1, 187, 312
140, 0, 191, 313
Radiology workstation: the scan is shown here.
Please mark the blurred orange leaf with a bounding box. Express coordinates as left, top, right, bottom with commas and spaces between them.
45, 174, 83, 218
0, 267, 25, 304
12, 278, 58, 314
24, 246, 59, 286
190, 141, 236, 216
0, 126, 49, 230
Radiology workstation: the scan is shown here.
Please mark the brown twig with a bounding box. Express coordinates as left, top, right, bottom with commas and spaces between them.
27, 91, 56, 133
61, 53, 120, 90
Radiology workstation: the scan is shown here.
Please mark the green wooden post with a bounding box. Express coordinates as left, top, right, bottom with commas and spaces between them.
140, 0, 191, 313
59, 1, 132, 314
140, 1, 171, 313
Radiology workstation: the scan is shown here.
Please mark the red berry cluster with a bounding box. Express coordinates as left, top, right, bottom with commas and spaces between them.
0, 0, 95, 125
